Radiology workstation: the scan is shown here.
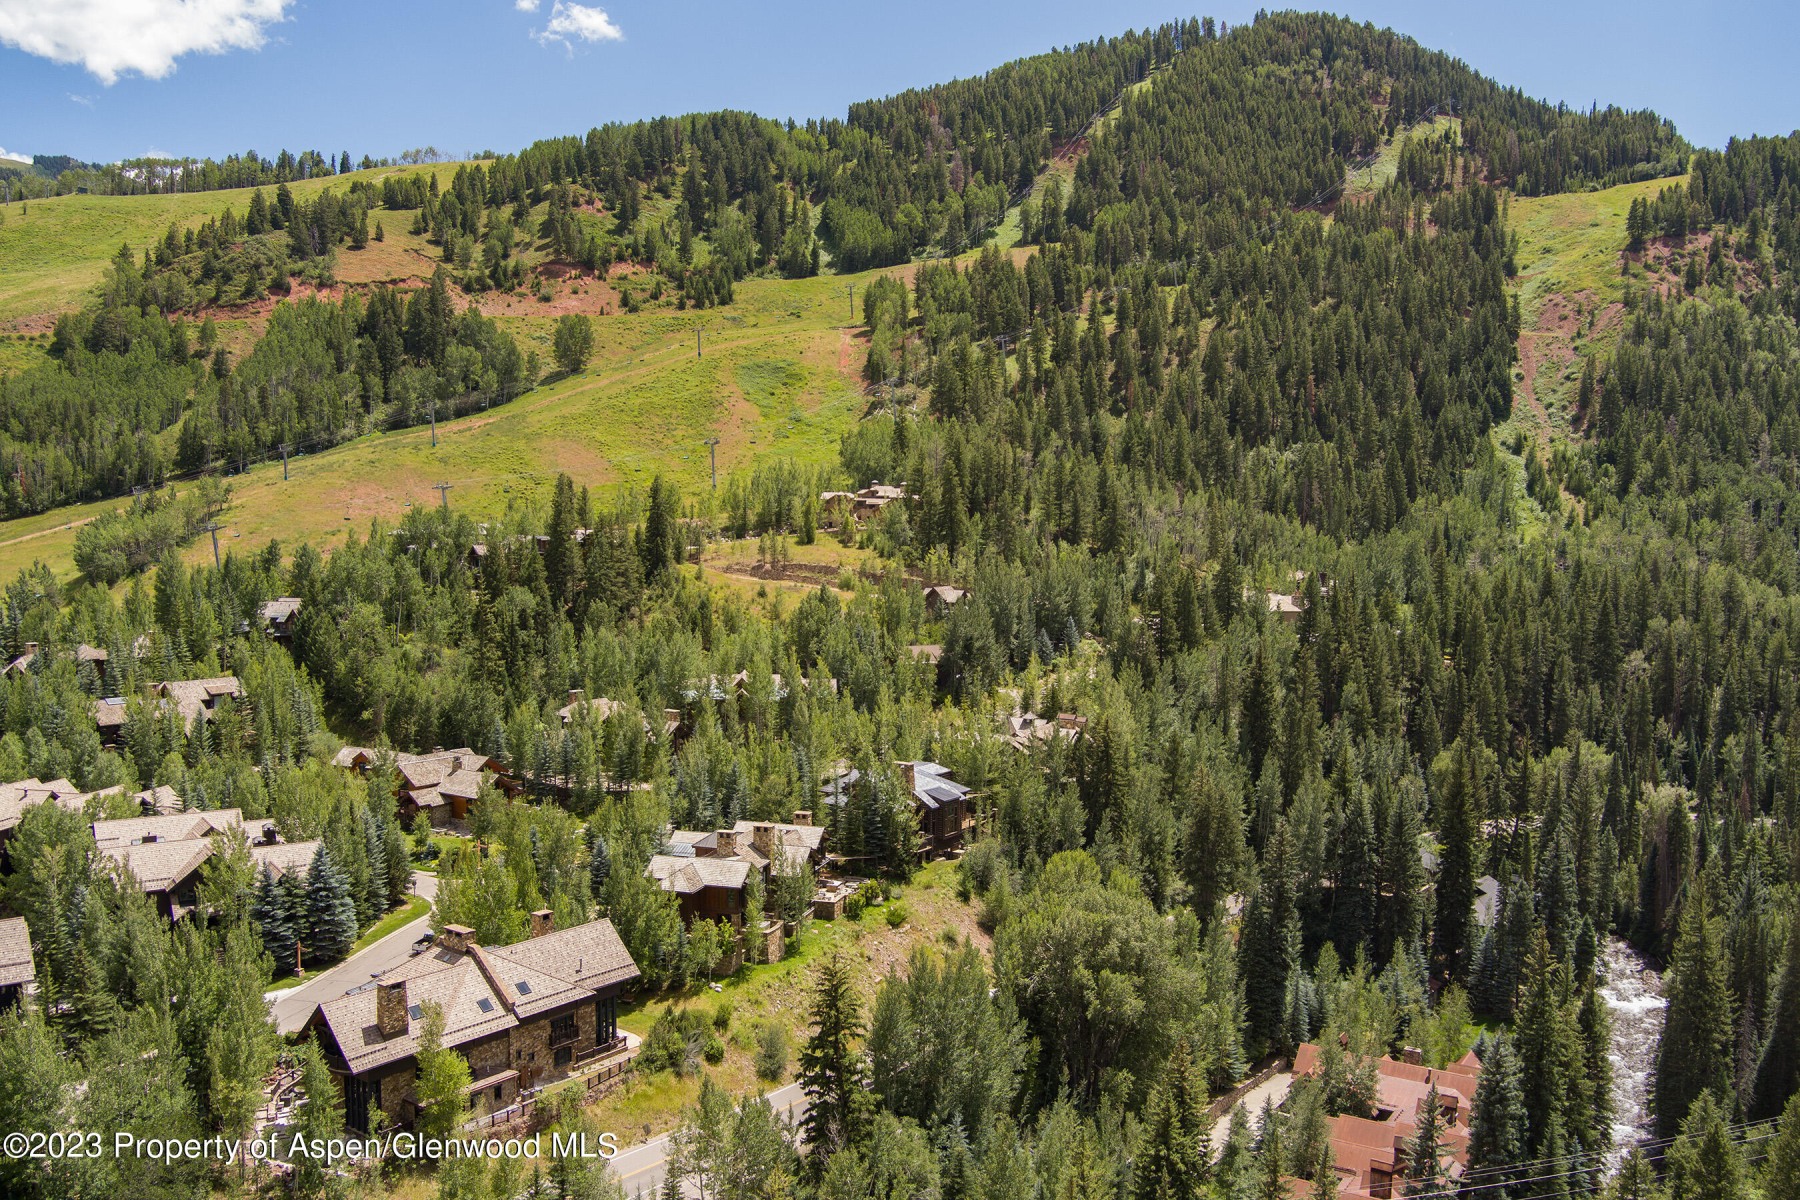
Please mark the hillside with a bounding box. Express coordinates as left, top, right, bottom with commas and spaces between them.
5, 13, 1800, 1200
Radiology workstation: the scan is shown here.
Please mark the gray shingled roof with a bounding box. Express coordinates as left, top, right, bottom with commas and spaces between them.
0, 917, 33, 988
313, 919, 640, 1074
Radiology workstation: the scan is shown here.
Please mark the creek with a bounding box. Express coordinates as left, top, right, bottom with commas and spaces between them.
1598, 935, 1667, 1170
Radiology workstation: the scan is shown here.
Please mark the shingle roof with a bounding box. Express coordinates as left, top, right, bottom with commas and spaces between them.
0, 917, 33, 988
155, 677, 245, 724
91, 808, 242, 849
646, 854, 751, 894
0, 777, 114, 833
104, 838, 215, 893
251, 840, 320, 881
733, 820, 827, 854
314, 919, 640, 1074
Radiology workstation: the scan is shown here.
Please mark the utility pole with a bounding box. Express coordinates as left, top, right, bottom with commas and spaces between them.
429, 398, 437, 447
697, 327, 703, 358
703, 438, 720, 491
279, 443, 290, 481
848, 283, 854, 324
434, 482, 452, 511
204, 523, 223, 568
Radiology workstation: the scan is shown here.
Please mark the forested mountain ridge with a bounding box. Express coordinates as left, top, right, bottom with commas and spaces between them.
4, 11, 1800, 1200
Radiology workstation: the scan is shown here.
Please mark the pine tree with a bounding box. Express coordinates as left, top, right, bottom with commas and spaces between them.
1129, 1039, 1211, 1200
798, 950, 870, 1167
1401, 1084, 1446, 1195
1466, 1036, 1530, 1199
1656, 900, 1735, 1136
1514, 931, 1583, 1155
1665, 1091, 1750, 1200
251, 864, 297, 972
1760, 1091, 1800, 1199
302, 845, 358, 965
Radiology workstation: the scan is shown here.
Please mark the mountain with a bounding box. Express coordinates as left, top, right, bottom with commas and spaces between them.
0, 14, 1797, 1199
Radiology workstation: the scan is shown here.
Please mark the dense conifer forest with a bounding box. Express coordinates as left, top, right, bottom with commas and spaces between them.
1, 11, 1798, 1200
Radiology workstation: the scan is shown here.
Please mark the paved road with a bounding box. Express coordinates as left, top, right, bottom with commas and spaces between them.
269, 870, 438, 1033
609, 1082, 808, 1198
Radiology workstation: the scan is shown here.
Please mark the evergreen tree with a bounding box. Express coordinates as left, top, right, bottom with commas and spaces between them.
1129, 1039, 1211, 1200
1466, 1036, 1531, 1200
799, 950, 871, 1167
1401, 1084, 1446, 1195
1656, 900, 1735, 1136
302, 845, 359, 965
1665, 1091, 1751, 1200
251, 863, 297, 970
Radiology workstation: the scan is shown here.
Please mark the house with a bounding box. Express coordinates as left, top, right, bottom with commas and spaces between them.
333, 746, 517, 828
0, 777, 118, 862
259, 597, 303, 641
92, 805, 319, 920
305, 916, 639, 1133
0, 917, 35, 1011
898, 762, 974, 857
851, 482, 909, 521
923, 585, 968, 617
1248, 589, 1304, 624
555, 689, 656, 734
645, 850, 752, 927
1474, 875, 1502, 929
818, 491, 857, 526
2, 641, 109, 678
906, 644, 944, 665
1004, 711, 1087, 751
92, 676, 245, 745
820, 762, 975, 861
1289, 1043, 1484, 1199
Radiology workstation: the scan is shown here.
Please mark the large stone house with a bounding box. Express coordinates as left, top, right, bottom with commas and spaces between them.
0, 917, 35, 1011
645, 852, 753, 927
305, 916, 639, 1133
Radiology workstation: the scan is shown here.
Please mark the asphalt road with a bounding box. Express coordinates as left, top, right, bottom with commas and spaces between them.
608, 1082, 808, 1198
268, 870, 438, 1034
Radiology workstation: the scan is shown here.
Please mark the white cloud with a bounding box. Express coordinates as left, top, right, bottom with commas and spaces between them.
514, 0, 539, 11
535, 2, 622, 49
67, 92, 96, 107
0, 0, 291, 84
0, 146, 30, 164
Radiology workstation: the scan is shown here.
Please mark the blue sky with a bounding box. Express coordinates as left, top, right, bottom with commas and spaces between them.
0, 1, 1793, 167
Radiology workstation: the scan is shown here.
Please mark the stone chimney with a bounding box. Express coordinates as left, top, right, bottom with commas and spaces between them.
790, 810, 812, 827
900, 762, 918, 793
22, 642, 38, 656
568, 688, 583, 707
438, 924, 476, 953
1402, 1046, 1423, 1066
376, 981, 409, 1038
750, 823, 775, 860
714, 830, 739, 857
529, 910, 554, 939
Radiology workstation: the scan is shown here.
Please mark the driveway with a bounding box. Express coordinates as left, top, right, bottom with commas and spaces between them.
268, 870, 438, 1034
608, 1082, 808, 1198
1208, 1069, 1295, 1157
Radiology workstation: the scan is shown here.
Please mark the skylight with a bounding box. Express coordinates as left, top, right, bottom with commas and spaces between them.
516, 980, 533, 995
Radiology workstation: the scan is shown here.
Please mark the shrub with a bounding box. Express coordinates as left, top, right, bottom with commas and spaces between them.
885, 902, 910, 929
754, 1022, 789, 1082
639, 1007, 713, 1076
712, 1000, 733, 1031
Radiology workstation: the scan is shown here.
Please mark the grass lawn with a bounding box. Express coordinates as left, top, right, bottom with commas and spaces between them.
586, 860, 983, 1146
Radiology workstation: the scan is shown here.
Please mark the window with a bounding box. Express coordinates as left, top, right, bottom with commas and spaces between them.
555, 1046, 572, 1068
493, 1085, 503, 1103
476, 997, 494, 1013
550, 1013, 578, 1046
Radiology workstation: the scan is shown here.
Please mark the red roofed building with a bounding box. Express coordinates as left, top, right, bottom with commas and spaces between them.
1288, 1042, 1484, 1199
